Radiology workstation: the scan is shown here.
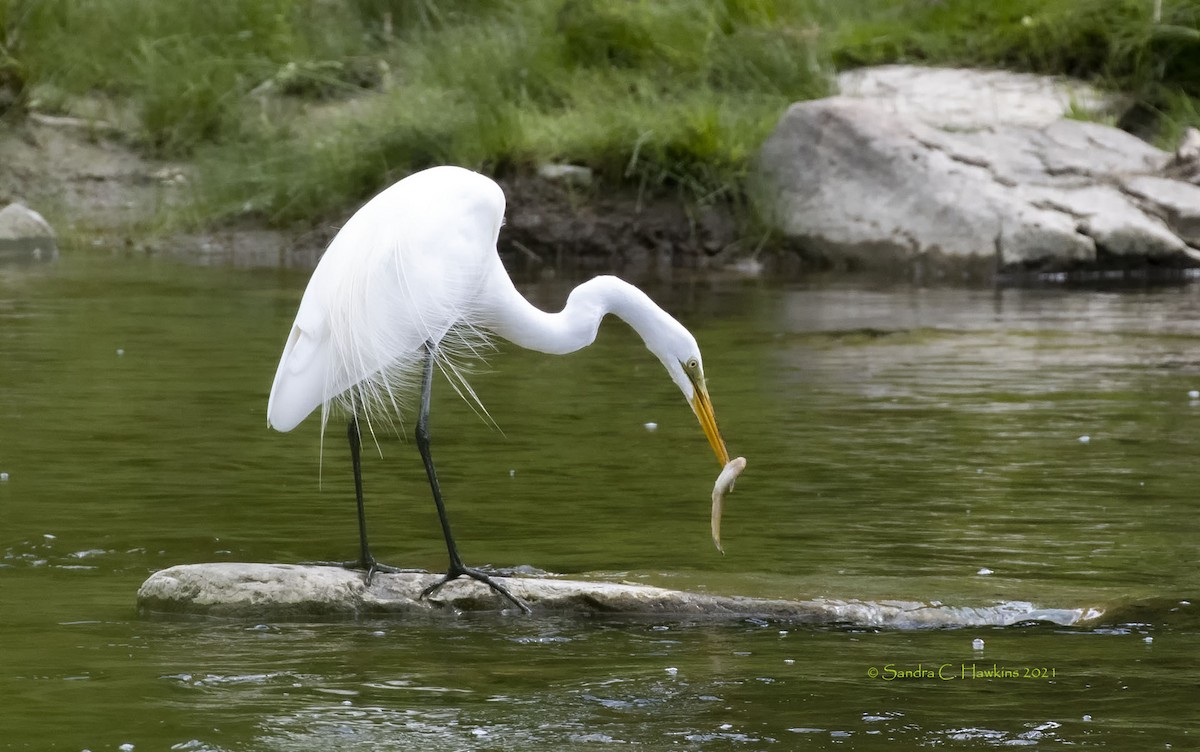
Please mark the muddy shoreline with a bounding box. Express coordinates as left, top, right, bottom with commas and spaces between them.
1, 116, 757, 275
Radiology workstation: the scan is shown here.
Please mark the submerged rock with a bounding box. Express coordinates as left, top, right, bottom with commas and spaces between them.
0, 203, 57, 260
138, 562, 1102, 628
754, 66, 1200, 271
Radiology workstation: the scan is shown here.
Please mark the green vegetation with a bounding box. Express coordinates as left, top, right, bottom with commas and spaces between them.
831, 0, 1200, 142
2, 0, 1198, 228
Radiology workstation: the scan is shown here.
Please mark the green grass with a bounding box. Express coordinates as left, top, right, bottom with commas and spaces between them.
2, 0, 1198, 230
830, 0, 1200, 117
189, 0, 831, 225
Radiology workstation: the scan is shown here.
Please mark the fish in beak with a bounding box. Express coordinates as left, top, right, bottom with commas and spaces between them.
712, 456, 747, 553
687, 370, 743, 552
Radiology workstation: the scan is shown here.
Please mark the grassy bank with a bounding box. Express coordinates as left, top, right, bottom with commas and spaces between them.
2, 0, 1198, 230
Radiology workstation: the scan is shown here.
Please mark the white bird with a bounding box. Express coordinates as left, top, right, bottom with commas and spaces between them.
267, 165, 730, 612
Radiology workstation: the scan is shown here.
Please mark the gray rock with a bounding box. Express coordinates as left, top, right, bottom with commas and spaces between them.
0, 203, 57, 260
754, 67, 1200, 269
536, 163, 594, 187
836, 65, 1120, 129
1123, 175, 1200, 249
1166, 126, 1200, 183
137, 562, 1102, 628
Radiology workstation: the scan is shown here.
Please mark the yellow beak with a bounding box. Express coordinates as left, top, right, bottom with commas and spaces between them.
690, 378, 730, 467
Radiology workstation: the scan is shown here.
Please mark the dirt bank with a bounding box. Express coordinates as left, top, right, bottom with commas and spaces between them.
0, 115, 749, 275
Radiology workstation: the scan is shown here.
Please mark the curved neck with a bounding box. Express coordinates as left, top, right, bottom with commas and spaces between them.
487, 275, 669, 355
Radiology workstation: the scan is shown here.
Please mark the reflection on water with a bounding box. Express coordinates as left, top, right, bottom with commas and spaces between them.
1, 251, 1198, 749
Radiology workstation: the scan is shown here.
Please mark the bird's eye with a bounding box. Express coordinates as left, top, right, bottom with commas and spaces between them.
686, 358, 699, 371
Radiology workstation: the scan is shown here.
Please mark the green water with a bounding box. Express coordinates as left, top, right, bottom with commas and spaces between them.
1, 252, 1198, 750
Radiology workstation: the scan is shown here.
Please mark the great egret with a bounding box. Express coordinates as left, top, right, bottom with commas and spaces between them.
267, 165, 730, 612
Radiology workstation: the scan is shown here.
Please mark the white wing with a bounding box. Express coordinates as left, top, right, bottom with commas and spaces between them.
266, 166, 507, 432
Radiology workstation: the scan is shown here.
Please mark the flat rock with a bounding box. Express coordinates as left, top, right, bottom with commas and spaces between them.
754, 67, 1200, 270
138, 563, 1103, 628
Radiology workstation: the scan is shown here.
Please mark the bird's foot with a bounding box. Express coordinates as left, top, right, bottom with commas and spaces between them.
302, 558, 426, 586
420, 565, 532, 615
361, 559, 428, 586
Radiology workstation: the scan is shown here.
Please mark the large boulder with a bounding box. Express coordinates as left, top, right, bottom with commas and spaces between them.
137, 562, 1101, 628
0, 202, 57, 260
754, 66, 1200, 270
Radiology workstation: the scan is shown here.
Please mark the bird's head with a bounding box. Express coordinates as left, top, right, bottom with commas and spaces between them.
658, 330, 730, 468
581, 275, 731, 468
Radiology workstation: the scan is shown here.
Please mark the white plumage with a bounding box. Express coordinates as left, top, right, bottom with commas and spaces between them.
267, 166, 505, 433
265, 165, 730, 609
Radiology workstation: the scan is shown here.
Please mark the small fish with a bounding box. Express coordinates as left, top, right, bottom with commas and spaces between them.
711, 456, 747, 554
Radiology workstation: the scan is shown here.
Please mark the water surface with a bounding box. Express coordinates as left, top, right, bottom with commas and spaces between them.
1, 251, 1197, 749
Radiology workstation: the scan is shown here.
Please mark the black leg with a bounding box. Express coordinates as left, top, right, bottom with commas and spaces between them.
349, 414, 369, 564
347, 412, 383, 581
305, 405, 422, 582
415, 342, 531, 614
